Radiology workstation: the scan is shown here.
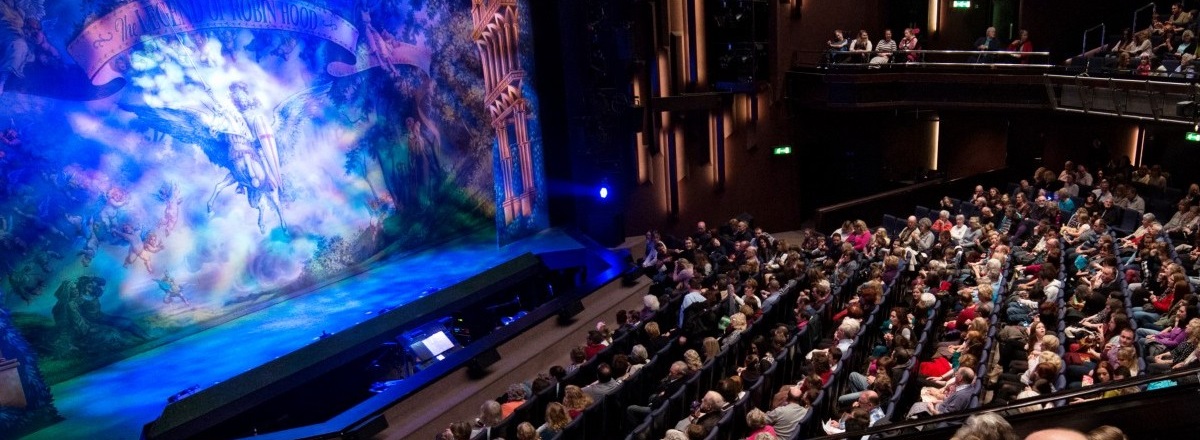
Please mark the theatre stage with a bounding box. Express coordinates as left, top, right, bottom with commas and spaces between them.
22, 229, 614, 440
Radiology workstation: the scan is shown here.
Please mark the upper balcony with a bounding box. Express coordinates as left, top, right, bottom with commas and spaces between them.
785, 49, 1200, 126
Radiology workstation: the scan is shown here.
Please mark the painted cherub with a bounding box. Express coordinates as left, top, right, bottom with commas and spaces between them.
114, 224, 164, 273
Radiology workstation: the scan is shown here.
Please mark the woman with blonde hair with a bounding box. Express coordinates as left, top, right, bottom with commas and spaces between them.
471, 400, 503, 438
846, 219, 872, 252
722, 313, 748, 349
1114, 346, 1139, 377
866, 227, 890, 257
703, 337, 721, 361
561, 385, 592, 418
683, 349, 704, 372
516, 422, 541, 440
537, 402, 571, 438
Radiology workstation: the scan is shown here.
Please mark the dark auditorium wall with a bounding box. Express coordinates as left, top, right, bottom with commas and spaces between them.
938, 112, 1009, 179
623, 101, 806, 238
1007, 113, 1139, 176
621, 0, 892, 237
936, 0, 1003, 52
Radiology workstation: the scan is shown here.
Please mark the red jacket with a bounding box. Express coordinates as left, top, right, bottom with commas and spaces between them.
1150, 292, 1175, 313
584, 342, 606, 360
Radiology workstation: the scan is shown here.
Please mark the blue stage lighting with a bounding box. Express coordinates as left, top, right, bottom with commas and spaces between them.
599, 186, 609, 199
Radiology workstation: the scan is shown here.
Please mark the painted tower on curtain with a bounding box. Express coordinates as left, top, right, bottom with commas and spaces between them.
473, 0, 547, 244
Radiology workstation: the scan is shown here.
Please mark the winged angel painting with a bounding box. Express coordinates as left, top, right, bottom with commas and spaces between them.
119, 76, 319, 234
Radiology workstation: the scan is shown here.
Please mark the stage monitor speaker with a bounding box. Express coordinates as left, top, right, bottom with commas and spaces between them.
558, 299, 585, 324
468, 348, 502, 374
342, 415, 388, 440
621, 268, 641, 287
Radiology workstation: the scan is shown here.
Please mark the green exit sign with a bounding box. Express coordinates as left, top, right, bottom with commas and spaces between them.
773, 145, 793, 155
1187, 132, 1200, 142
952, 0, 971, 8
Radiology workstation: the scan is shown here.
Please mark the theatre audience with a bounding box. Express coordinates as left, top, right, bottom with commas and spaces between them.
442, 158, 1200, 439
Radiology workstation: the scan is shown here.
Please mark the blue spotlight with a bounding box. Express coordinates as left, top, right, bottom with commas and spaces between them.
598, 178, 610, 199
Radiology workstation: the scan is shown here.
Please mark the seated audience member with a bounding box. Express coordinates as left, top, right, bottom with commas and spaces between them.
612, 309, 634, 340
703, 337, 721, 361
824, 390, 884, 435
899, 28, 920, 62
1118, 214, 1160, 252
625, 345, 650, 379
1092, 179, 1115, 203
846, 219, 872, 252
565, 346, 587, 374
907, 367, 976, 417
683, 349, 704, 373
1147, 318, 1200, 373
1170, 30, 1196, 60
826, 29, 850, 63
745, 408, 777, 440
1139, 165, 1168, 188
1105, 366, 1140, 398
1170, 2, 1193, 28
443, 421, 474, 440
1153, 28, 1180, 59
971, 26, 1005, 62
582, 363, 620, 401
932, 210, 954, 234
766, 386, 809, 440
1126, 31, 1153, 59
500, 383, 527, 418
1088, 425, 1130, 440
1007, 29, 1033, 63
1026, 429, 1089, 440
723, 312, 749, 349
1124, 187, 1146, 214
626, 361, 690, 424
471, 400, 503, 438
641, 294, 660, 322
716, 376, 745, 407
1140, 297, 1197, 347
673, 391, 725, 435
515, 422, 540, 440
1163, 202, 1199, 241
561, 385, 592, 419
951, 412, 1018, 440
643, 321, 670, 354
537, 403, 570, 438
871, 29, 897, 65
849, 30, 873, 63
